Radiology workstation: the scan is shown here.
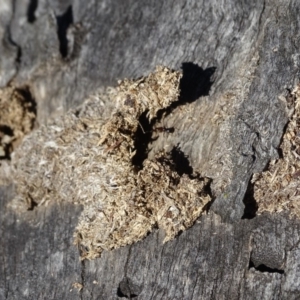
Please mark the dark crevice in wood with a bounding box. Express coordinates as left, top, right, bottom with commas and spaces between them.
16, 86, 37, 127
241, 178, 258, 219
0, 125, 13, 137
248, 260, 284, 274
27, 0, 38, 23
27, 195, 38, 211
201, 180, 214, 213
277, 147, 284, 159
56, 6, 73, 58
170, 145, 193, 176
131, 110, 152, 169
15, 41, 22, 65
179, 62, 216, 103
117, 277, 142, 298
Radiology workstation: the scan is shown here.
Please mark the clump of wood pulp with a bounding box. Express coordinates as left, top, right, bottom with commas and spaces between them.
11, 66, 211, 259
253, 83, 300, 215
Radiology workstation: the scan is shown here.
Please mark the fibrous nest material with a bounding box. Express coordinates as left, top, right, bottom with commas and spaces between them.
253, 83, 300, 215
0, 86, 36, 159
11, 66, 211, 259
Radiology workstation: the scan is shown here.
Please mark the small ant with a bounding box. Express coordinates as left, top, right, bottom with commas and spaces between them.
138, 122, 174, 135
138, 111, 175, 136
153, 126, 174, 134
152, 112, 175, 135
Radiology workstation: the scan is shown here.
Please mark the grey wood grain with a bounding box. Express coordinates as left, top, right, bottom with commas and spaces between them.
1, 0, 300, 299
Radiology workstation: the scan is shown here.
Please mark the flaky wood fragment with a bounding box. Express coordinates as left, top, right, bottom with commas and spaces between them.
11, 66, 211, 259
253, 84, 300, 215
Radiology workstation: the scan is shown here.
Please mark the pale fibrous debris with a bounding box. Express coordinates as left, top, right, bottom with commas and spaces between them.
76, 151, 211, 259
11, 66, 211, 259
71, 282, 83, 292
253, 83, 300, 216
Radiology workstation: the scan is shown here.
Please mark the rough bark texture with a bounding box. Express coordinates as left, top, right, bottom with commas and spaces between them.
1, 0, 300, 299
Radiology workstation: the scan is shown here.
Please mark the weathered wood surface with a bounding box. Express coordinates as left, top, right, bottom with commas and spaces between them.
1, 0, 300, 299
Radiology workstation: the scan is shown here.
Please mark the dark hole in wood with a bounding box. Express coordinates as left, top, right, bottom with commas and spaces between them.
16, 86, 37, 125
249, 260, 284, 274
179, 62, 216, 104
276, 121, 289, 160
0, 125, 13, 137
117, 288, 139, 299
201, 179, 214, 212
131, 110, 152, 169
117, 277, 142, 298
74, 109, 81, 117
27, 197, 38, 211
27, 0, 38, 23
277, 147, 284, 159
170, 145, 193, 176
56, 5, 73, 58
241, 178, 258, 219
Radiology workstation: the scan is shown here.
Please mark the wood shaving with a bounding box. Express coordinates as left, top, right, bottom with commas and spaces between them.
253, 83, 300, 215
11, 66, 211, 259
71, 282, 83, 291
